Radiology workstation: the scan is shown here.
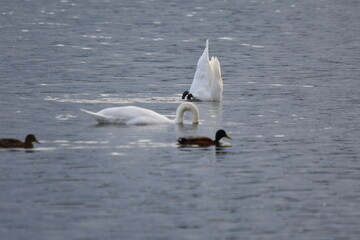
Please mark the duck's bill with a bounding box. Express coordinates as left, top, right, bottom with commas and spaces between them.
225, 135, 232, 139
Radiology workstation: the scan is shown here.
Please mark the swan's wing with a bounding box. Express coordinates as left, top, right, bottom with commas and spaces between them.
81, 107, 133, 124
113, 107, 171, 124
208, 57, 223, 101
82, 107, 171, 125
81, 109, 115, 123
211, 56, 222, 80
126, 116, 170, 125
189, 40, 212, 96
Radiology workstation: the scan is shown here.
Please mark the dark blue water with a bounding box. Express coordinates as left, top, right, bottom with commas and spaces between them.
1, 0, 360, 239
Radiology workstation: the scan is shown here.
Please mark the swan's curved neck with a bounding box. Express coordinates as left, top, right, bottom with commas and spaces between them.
174, 103, 199, 124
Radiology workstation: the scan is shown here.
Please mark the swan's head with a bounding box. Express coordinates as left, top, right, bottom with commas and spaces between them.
25, 134, 40, 144
182, 91, 189, 99
215, 129, 232, 142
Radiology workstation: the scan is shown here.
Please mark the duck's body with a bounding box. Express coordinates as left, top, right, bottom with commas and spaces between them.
0, 134, 40, 148
177, 129, 231, 146
81, 102, 199, 125
182, 40, 223, 101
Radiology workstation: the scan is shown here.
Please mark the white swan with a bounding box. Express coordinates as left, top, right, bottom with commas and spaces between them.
182, 39, 223, 101
81, 102, 199, 125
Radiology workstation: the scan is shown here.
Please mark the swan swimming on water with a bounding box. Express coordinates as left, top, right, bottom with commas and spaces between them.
81, 102, 199, 125
182, 39, 223, 101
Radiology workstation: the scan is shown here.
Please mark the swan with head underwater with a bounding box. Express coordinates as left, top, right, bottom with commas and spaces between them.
81, 102, 199, 125
182, 39, 223, 101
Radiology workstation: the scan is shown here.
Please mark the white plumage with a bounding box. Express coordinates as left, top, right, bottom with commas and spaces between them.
81, 102, 199, 125
183, 40, 223, 101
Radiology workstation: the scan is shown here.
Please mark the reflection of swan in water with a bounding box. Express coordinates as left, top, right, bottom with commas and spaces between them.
81, 102, 199, 125
182, 39, 223, 101
0, 134, 40, 148
177, 129, 231, 146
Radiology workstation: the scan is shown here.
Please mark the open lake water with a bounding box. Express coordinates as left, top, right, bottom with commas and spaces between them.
0, 0, 359, 239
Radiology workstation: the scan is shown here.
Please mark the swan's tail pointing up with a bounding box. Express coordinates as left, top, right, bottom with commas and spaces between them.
80, 109, 108, 123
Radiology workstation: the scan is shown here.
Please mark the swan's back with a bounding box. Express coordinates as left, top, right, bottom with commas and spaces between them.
82, 106, 172, 125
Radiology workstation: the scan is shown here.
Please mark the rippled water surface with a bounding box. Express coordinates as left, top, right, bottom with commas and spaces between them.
1, 0, 360, 239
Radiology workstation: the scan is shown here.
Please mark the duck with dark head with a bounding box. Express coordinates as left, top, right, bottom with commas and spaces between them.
177, 129, 231, 146
0, 134, 40, 148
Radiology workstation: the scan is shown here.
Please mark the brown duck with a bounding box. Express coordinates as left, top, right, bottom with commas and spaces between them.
0, 134, 40, 148
177, 129, 232, 146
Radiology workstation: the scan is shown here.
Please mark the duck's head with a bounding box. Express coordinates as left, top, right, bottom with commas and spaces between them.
25, 134, 40, 144
215, 129, 232, 142
182, 91, 189, 99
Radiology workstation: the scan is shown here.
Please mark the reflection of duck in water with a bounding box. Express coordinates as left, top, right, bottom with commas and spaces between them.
177, 129, 231, 146
81, 102, 199, 125
182, 40, 223, 101
0, 134, 40, 148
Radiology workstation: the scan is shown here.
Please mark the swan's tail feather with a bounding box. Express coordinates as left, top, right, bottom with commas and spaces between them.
80, 109, 108, 123
197, 39, 209, 67
205, 39, 209, 62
